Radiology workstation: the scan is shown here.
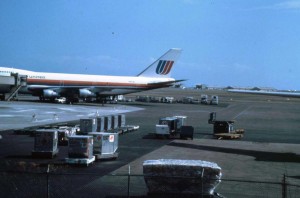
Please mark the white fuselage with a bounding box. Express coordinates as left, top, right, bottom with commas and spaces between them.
0, 67, 174, 96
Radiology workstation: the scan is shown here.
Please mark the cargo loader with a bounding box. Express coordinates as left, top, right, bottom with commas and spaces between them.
208, 112, 245, 140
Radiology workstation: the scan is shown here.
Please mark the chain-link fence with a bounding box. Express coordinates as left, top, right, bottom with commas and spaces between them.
0, 170, 299, 198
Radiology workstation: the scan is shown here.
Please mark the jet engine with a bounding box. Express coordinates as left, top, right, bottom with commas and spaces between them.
79, 89, 96, 98
43, 89, 59, 98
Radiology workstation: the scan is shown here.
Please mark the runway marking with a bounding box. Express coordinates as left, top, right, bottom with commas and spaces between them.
13, 109, 37, 112
233, 105, 253, 119
0, 115, 14, 117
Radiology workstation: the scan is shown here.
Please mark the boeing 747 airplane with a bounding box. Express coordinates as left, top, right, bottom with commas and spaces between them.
0, 48, 183, 102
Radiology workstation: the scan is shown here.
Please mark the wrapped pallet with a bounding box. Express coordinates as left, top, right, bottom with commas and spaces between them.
143, 159, 221, 195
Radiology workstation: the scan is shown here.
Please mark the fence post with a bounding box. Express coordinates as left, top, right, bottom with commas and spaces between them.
127, 165, 131, 198
282, 174, 287, 198
202, 168, 204, 198
47, 164, 50, 198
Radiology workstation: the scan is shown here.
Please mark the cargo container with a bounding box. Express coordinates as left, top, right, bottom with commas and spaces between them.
210, 95, 219, 105
173, 116, 187, 131
155, 116, 192, 139
57, 127, 76, 145
118, 114, 126, 127
66, 135, 95, 166
158, 117, 178, 133
201, 94, 209, 104
32, 130, 58, 158
96, 116, 105, 132
111, 115, 119, 130
104, 116, 112, 131
88, 132, 118, 160
80, 118, 97, 134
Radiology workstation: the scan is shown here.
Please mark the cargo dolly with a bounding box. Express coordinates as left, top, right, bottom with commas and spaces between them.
32, 149, 59, 159
94, 152, 119, 160
65, 156, 95, 166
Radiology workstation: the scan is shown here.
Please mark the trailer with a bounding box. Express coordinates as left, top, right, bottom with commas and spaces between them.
156, 117, 178, 136
32, 130, 59, 158
208, 112, 245, 140
65, 135, 95, 166
88, 132, 119, 160
155, 116, 193, 139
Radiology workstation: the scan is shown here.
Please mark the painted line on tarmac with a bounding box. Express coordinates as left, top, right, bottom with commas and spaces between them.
233, 105, 253, 119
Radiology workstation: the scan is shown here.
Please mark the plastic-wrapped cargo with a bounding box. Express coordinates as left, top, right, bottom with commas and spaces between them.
80, 118, 97, 134
143, 159, 222, 195
88, 132, 118, 155
68, 135, 93, 158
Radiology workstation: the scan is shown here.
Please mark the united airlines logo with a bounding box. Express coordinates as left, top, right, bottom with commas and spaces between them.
156, 60, 174, 75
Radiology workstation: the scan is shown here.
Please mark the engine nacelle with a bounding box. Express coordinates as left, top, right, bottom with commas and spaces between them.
43, 89, 59, 98
79, 89, 96, 98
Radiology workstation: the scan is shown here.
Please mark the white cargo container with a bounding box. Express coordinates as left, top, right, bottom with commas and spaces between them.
201, 94, 209, 104
88, 132, 118, 160
32, 130, 59, 158
210, 95, 219, 105
173, 116, 187, 130
155, 125, 170, 135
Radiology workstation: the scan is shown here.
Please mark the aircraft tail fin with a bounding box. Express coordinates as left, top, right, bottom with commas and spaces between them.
137, 48, 182, 78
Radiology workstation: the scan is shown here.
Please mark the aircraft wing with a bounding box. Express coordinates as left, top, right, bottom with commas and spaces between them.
147, 79, 186, 87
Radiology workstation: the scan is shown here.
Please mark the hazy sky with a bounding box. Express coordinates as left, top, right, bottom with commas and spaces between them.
0, 0, 300, 90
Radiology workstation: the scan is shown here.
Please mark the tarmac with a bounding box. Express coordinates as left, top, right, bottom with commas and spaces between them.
0, 88, 300, 197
